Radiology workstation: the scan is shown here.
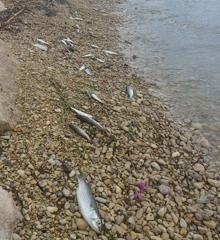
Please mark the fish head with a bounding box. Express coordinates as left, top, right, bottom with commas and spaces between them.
88, 209, 104, 233
90, 216, 104, 233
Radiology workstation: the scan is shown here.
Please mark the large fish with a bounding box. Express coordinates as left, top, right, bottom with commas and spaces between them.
76, 176, 104, 233
77, 114, 106, 131
69, 123, 91, 142
126, 86, 135, 100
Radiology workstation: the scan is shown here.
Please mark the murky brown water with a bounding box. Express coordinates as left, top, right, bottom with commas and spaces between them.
119, 0, 220, 166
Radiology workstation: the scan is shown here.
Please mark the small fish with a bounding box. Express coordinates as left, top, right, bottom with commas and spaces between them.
91, 93, 103, 104
70, 107, 93, 119
77, 115, 106, 131
95, 58, 105, 63
126, 86, 134, 100
91, 44, 100, 49
37, 39, 49, 45
76, 176, 104, 233
33, 43, 48, 51
103, 50, 118, 56
69, 123, 91, 142
70, 17, 83, 21
85, 68, 92, 76
82, 53, 95, 58
79, 65, 86, 71
62, 38, 74, 52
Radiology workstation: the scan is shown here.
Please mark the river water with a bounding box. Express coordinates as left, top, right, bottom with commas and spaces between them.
119, 0, 220, 166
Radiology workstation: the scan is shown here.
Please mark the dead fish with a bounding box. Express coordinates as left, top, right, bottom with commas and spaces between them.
85, 68, 92, 76
79, 65, 86, 71
70, 107, 93, 119
103, 50, 118, 56
82, 53, 95, 58
62, 38, 74, 52
95, 58, 105, 63
91, 44, 100, 49
76, 176, 104, 233
69, 123, 91, 142
37, 39, 49, 45
126, 86, 134, 99
70, 17, 83, 21
91, 93, 103, 104
33, 43, 48, 51
77, 114, 106, 131
75, 24, 80, 33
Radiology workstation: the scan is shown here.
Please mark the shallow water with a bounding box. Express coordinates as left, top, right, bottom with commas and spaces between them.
119, 0, 220, 166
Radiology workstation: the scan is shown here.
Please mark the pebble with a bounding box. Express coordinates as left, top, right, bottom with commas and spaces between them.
158, 207, 167, 217
12, 234, 21, 240
193, 163, 205, 172
151, 162, 161, 170
128, 216, 135, 225
158, 185, 171, 195
95, 197, 107, 204
46, 206, 58, 213
70, 233, 77, 239
203, 220, 217, 229
75, 218, 88, 230
180, 218, 187, 228
193, 234, 203, 240
17, 169, 26, 177
172, 152, 180, 158
207, 179, 220, 188
192, 122, 202, 129
62, 188, 71, 197
199, 137, 210, 148
69, 169, 76, 178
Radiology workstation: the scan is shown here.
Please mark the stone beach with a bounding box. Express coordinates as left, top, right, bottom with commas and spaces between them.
0, 0, 219, 239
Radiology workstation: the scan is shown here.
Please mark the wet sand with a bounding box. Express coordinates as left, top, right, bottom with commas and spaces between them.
0, 0, 219, 239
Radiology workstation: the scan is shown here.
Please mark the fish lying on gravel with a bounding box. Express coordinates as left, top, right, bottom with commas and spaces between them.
91, 44, 100, 49
82, 53, 95, 58
91, 93, 103, 104
79, 65, 86, 71
69, 123, 91, 142
85, 68, 92, 76
103, 50, 118, 56
70, 107, 93, 119
33, 43, 48, 51
70, 17, 83, 21
126, 86, 135, 100
76, 176, 104, 233
77, 114, 106, 131
37, 39, 49, 45
62, 38, 74, 52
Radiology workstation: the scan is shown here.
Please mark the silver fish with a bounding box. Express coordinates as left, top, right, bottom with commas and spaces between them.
69, 123, 91, 142
91, 44, 100, 49
126, 86, 134, 99
103, 50, 118, 56
70, 17, 83, 21
82, 53, 95, 58
77, 114, 106, 131
91, 93, 103, 104
79, 65, 86, 71
76, 176, 103, 233
85, 68, 92, 76
70, 107, 93, 119
62, 38, 74, 52
33, 43, 48, 51
95, 58, 105, 63
37, 39, 49, 45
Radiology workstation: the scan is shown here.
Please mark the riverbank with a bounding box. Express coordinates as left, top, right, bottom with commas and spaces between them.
0, 0, 219, 239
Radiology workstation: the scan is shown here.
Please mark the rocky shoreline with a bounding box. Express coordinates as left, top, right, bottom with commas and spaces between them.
0, 0, 219, 239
